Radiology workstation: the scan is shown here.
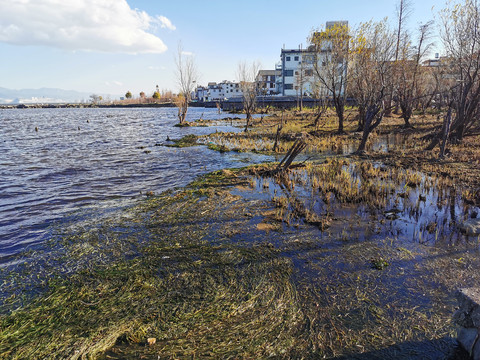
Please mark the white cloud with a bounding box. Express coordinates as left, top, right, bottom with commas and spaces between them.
157, 16, 176, 31
0, 0, 175, 54
148, 66, 166, 70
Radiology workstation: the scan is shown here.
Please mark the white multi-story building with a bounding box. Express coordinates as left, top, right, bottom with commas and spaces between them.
194, 81, 243, 102
256, 70, 281, 95
221, 81, 242, 98
278, 21, 348, 97
279, 48, 317, 97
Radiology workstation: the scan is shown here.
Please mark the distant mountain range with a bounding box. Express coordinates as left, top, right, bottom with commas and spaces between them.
0, 87, 113, 104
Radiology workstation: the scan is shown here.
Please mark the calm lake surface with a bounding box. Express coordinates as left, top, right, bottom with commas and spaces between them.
0, 107, 273, 263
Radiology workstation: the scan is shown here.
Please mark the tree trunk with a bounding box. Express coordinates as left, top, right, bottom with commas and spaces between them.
439, 108, 452, 159
244, 113, 251, 132
356, 106, 366, 132
356, 116, 372, 153
335, 98, 345, 134
453, 120, 465, 143
355, 107, 381, 153
273, 114, 284, 152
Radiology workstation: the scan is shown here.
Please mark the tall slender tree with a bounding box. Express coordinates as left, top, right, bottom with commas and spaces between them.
174, 43, 198, 124
349, 20, 396, 153
237, 61, 261, 132
396, 21, 434, 127
309, 22, 350, 134
427, 0, 480, 151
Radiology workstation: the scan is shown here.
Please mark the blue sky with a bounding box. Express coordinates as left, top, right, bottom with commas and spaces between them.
0, 0, 446, 98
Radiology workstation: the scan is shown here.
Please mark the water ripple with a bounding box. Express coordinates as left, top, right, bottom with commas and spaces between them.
0, 107, 272, 262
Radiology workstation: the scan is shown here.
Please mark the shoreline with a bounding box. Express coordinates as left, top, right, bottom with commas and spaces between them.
0, 102, 176, 110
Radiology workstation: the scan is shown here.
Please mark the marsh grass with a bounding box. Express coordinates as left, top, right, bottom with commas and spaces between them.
0, 165, 478, 359
0, 170, 308, 360
165, 134, 198, 147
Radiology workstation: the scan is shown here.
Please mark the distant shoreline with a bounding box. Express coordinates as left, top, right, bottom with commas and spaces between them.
0, 102, 176, 110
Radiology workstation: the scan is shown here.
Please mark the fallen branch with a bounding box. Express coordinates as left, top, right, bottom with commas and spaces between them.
276, 138, 307, 173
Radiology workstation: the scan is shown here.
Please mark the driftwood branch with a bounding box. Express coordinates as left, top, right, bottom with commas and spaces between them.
275, 138, 307, 173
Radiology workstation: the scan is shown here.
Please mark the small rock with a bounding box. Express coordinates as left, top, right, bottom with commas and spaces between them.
457, 327, 479, 355
454, 288, 480, 328
460, 219, 480, 236
385, 212, 399, 220
473, 335, 480, 360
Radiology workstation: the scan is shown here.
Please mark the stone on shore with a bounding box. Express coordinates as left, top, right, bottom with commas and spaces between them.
454, 288, 480, 359
460, 219, 480, 236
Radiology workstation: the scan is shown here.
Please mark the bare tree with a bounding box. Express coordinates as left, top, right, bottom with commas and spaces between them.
427, 0, 480, 151
309, 22, 350, 134
310, 81, 330, 130
174, 43, 198, 124
294, 46, 312, 111
386, 0, 413, 115
89, 94, 102, 104
396, 21, 434, 127
394, 0, 413, 62
237, 61, 261, 132
349, 20, 396, 154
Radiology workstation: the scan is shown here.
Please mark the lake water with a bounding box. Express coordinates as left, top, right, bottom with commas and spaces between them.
0, 107, 273, 263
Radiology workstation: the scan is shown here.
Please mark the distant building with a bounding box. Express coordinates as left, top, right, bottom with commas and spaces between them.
194, 81, 242, 102
423, 54, 443, 67
256, 70, 281, 95
279, 47, 317, 97
221, 80, 242, 98
12, 97, 64, 104
278, 20, 348, 97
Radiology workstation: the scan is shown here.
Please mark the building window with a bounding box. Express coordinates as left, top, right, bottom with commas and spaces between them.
305, 69, 313, 76
286, 56, 291, 61
285, 84, 293, 90
294, 56, 299, 61
270, 83, 275, 88
284, 70, 294, 76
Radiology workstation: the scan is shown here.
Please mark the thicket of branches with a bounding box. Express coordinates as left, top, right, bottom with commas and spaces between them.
307, 0, 480, 155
